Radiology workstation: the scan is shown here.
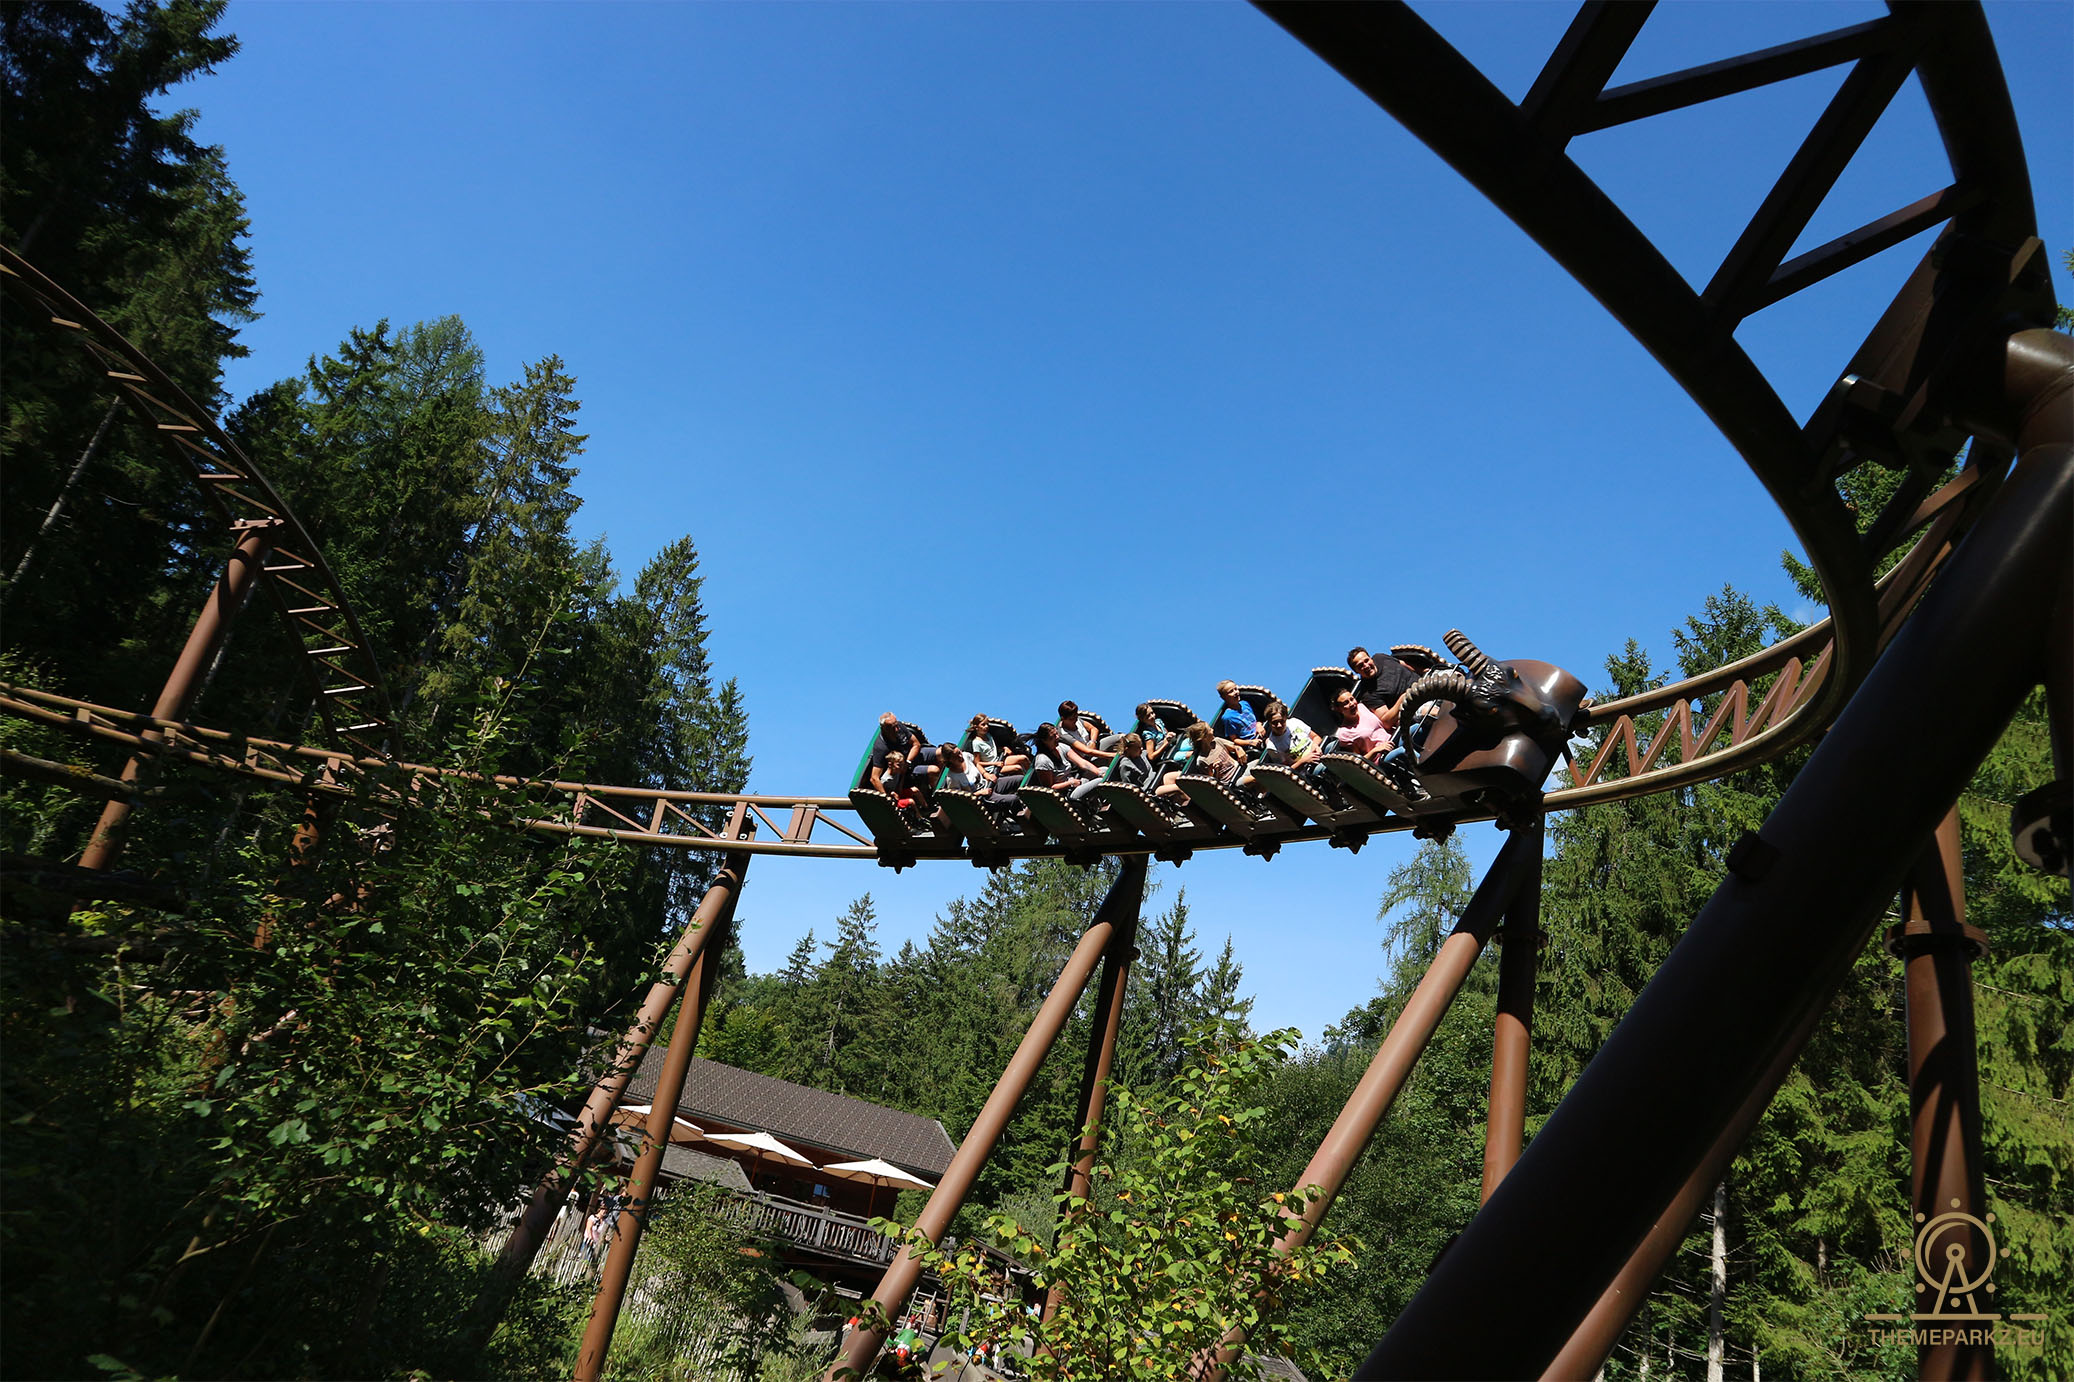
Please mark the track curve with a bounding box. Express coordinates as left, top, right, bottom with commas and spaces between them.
0, 457, 1966, 865
5, 6, 2051, 870
1257, 0, 2053, 755
1, 245, 398, 756
3, 10, 2060, 1381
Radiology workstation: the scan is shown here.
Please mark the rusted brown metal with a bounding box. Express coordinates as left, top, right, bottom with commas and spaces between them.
1481, 816, 1543, 1202
78, 520, 280, 873
0, 748, 140, 800
572, 864, 743, 1382
1358, 441, 2070, 1378
1890, 810, 1993, 1381
253, 796, 330, 951
1193, 825, 1541, 1382
487, 857, 750, 1327
0, 448, 1984, 869
1043, 893, 1143, 1323
1278, 825, 1537, 1254
1540, 999, 1828, 1380
0, 249, 395, 754
828, 857, 1146, 1380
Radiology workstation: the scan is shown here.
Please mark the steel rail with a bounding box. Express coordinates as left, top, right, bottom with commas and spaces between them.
0, 467, 1967, 861
0, 246, 397, 756
0, 457, 1950, 868
2, 10, 2054, 1381
1255, 0, 2046, 810
0, 436, 1975, 855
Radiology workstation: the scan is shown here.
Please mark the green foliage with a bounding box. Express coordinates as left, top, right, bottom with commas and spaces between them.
2, 0, 258, 706
598, 1183, 804, 1381
2056, 248, 2072, 332
1377, 835, 1473, 989
888, 1025, 1352, 1382
0, 694, 646, 1376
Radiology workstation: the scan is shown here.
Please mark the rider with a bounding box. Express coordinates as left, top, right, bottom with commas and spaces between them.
1349, 646, 1417, 714
1328, 687, 1395, 763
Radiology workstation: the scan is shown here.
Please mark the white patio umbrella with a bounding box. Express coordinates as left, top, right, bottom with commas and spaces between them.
608, 1103, 704, 1146
700, 1128, 815, 1193
819, 1157, 936, 1219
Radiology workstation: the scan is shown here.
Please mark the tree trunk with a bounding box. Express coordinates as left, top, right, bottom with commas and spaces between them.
1707, 1180, 1728, 1382
5, 396, 121, 599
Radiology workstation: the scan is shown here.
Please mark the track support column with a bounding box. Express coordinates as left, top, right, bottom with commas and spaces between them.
1359, 431, 2070, 1381
829, 856, 1147, 1380
474, 857, 749, 1347
79, 520, 280, 872
1278, 824, 1536, 1254
1193, 825, 1539, 1382
1890, 809, 1991, 1382
1481, 814, 1543, 1202
1540, 1000, 1826, 1380
572, 864, 744, 1382
1043, 884, 1143, 1323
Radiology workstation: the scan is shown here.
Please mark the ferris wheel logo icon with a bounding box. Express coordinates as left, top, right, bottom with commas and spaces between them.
1911, 1202, 2007, 1321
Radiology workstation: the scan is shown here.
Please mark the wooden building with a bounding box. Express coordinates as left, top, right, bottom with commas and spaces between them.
623, 1051, 954, 1215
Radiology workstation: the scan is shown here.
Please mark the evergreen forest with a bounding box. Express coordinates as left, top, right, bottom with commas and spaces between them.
2, 5, 2068, 1380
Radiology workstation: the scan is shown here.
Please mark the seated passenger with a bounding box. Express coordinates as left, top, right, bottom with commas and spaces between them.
1103, 702, 1168, 758
868, 711, 935, 792
1071, 732, 1155, 802
1328, 687, 1395, 763
1239, 700, 1320, 787
878, 749, 922, 808
966, 713, 1029, 776
1348, 646, 1418, 714
1030, 723, 1089, 794
1211, 681, 1262, 752
1056, 700, 1116, 769
937, 742, 992, 794
1157, 721, 1242, 800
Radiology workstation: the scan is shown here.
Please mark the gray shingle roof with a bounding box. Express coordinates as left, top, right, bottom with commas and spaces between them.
625, 1051, 957, 1179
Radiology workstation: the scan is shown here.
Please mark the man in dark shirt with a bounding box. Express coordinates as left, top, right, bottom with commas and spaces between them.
868, 712, 934, 791
1348, 646, 1417, 713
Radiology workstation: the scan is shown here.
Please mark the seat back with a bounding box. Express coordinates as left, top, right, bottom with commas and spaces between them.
1291, 667, 1355, 745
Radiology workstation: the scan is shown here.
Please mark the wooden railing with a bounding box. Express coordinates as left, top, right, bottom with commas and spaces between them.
723, 1190, 902, 1267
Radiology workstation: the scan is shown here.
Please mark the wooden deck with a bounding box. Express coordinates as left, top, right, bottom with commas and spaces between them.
725, 1190, 901, 1267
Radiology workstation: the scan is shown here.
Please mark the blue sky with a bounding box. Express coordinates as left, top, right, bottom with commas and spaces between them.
190, 1, 2071, 1038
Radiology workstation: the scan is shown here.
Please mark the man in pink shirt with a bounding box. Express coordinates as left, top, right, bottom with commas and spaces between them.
1329, 687, 1395, 761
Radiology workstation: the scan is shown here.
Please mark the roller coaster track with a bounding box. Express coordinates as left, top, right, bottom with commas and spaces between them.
0, 455, 1973, 864
1, 6, 2052, 869
3, 6, 2064, 1378
0, 246, 396, 757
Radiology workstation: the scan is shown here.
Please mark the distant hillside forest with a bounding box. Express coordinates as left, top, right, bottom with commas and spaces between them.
2, 5, 2067, 1381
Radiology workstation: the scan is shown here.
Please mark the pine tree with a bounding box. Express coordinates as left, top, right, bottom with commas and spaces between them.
1202, 936, 1253, 1031
1120, 889, 1205, 1087
2, 0, 259, 702
1378, 835, 1474, 981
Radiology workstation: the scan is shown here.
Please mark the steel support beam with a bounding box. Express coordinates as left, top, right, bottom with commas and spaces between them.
1043, 892, 1143, 1323
475, 860, 748, 1344
1359, 442, 2071, 1378
1481, 815, 1543, 1202
829, 857, 1147, 1379
79, 521, 280, 872
1194, 826, 1537, 1382
1279, 825, 1536, 1255
1893, 809, 1991, 1381
573, 866, 745, 1382
1540, 1000, 1824, 1380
